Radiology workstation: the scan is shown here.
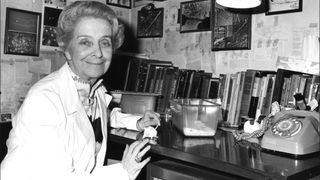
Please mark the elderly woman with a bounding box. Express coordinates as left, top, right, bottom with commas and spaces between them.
1, 1, 160, 180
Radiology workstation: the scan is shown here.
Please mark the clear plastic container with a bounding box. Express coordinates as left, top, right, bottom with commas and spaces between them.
119, 91, 160, 115
170, 99, 222, 136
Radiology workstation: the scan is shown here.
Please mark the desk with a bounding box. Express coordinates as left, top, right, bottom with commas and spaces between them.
109, 120, 320, 180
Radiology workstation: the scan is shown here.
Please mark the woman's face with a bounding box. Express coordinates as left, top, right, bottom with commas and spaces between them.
65, 17, 113, 82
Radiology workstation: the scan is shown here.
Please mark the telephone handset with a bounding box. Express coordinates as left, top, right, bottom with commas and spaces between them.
261, 110, 320, 156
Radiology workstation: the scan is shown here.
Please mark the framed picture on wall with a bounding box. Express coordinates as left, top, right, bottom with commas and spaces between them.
107, 0, 131, 9
180, 0, 211, 33
266, 0, 302, 15
4, 8, 42, 56
137, 5, 164, 38
211, 0, 252, 51
42, 6, 63, 47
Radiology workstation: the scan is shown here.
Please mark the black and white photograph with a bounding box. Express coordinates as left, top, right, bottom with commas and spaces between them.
0, 1, 319, 180
42, 6, 62, 47
180, 0, 211, 33
211, 0, 252, 51
137, 5, 164, 38
4, 8, 41, 56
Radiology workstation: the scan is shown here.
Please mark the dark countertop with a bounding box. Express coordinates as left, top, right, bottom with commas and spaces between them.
109, 120, 320, 180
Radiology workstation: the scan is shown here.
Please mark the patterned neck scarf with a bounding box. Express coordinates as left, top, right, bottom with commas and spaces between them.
67, 65, 103, 143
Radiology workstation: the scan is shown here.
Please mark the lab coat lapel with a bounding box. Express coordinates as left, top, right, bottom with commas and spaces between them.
95, 86, 112, 165
59, 63, 95, 150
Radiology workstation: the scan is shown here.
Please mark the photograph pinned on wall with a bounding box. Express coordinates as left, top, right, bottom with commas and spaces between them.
266, 0, 302, 15
211, 0, 252, 51
133, 0, 153, 7
107, 0, 131, 9
137, 4, 164, 38
42, 6, 63, 47
44, 0, 66, 7
4, 8, 42, 56
179, 0, 211, 33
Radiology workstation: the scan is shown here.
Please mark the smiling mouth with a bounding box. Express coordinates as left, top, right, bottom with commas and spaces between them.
86, 61, 105, 65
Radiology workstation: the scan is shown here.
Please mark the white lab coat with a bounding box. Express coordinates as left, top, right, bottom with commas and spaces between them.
0, 63, 142, 180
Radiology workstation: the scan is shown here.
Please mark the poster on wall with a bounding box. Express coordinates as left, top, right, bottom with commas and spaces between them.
4, 8, 42, 56
180, 0, 211, 33
137, 4, 164, 38
211, 0, 251, 51
42, 6, 63, 47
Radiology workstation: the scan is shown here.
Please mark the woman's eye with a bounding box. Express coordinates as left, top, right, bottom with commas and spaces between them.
100, 39, 111, 48
79, 40, 93, 47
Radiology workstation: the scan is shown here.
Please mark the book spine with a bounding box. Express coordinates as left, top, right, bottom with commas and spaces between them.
255, 76, 268, 119
224, 74, 235, 121
222, 74, 231, 111
304, 76, 313, 103
185, 71, 195, 98
208, 78, 220, 99
239, 70, 256, 118
123, 60, 132, 91
136, 61, 149, 92
262, 75, 276, 115
248, 76, 261, 118
298, 76, 307, 94
170, 69, 180, 100
227, 73, 241, 127
234, 71, 245, 126
157, 68, 167, 94
176, 70, 187, 98
218, 74, 227, 101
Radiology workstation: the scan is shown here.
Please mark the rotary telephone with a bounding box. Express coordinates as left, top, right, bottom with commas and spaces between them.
261, 110, 320, 156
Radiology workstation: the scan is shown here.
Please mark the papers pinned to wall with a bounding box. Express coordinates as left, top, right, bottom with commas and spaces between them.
28, 58, 51, 75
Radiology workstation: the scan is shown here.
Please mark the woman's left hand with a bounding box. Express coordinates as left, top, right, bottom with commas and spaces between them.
121, 139, 151, 180
136, 110, 160, 131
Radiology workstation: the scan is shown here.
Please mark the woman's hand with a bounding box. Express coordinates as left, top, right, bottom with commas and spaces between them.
121, 139, 151, 180
136, 110, 160, 131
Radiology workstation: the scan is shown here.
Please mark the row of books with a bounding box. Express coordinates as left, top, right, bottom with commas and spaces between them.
121, 57, 320, 127
219, 69, 320, 127
123, 58, 219, 113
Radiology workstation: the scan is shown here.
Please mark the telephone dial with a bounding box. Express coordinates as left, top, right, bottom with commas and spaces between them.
261, 110, 320, 156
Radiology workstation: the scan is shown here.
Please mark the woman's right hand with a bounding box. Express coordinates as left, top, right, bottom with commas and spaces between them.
121, 139, 151, 180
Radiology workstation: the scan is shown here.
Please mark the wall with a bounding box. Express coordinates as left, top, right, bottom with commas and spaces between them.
1, 0, 319, 116
129, 0, 319, 76
0, 0, 67, 115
